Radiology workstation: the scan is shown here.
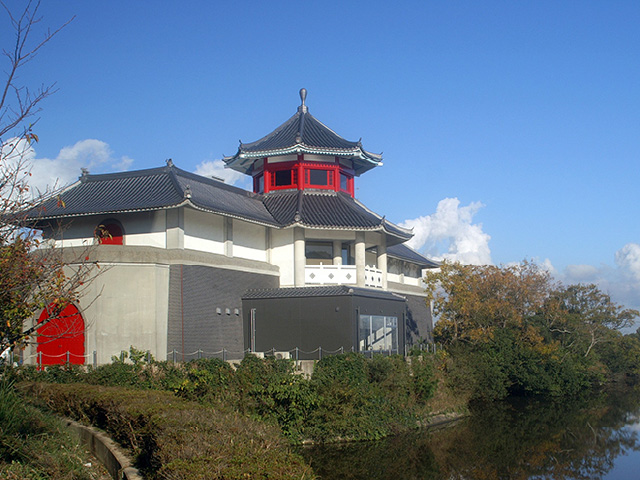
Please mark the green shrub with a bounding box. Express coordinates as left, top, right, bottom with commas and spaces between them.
20, 382, 314, 480
410, 356, 438, 402
0, 379, 95, 479
312, 352, 369, 389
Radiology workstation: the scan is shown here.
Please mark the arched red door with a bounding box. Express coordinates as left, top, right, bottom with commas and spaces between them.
37, 304, 85, 365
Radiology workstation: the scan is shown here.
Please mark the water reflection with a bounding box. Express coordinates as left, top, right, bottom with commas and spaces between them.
301, 388, 640, 480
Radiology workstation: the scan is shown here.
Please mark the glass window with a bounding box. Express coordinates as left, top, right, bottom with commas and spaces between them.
305, 241, 333, 265
274, 169, 293, 187
341, 243, 353, 265
340, 172, 349, 191
358, 314, 398, 353
255, 174, 264, 193
308, 169, 328, 186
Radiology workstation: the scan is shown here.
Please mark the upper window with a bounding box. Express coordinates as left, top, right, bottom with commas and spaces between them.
340, 172, 349, 191
95, 220, 123, 245
271, 168, 297, 189
254, 174, 264, 193
305, 241, 333, 265
308, 169, 329, 186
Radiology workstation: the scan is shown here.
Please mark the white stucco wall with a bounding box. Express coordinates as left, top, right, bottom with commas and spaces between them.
233, 220, 267, 262
271, 228, 294, 286
183, 208, 225, 254
52, 211, 167, 248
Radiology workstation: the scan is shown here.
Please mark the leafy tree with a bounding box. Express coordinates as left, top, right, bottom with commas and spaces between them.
426, 261, 639, 398
0, 1, 93, 356
426, 260, 556, 346
554, 283, 638, 357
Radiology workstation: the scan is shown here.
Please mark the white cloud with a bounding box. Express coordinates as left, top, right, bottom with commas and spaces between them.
551, 243, 640, 318
194, 159, 247, 186
564, 264, 600, 281
615, 243, 640, 281
400, 197, 492, 265
2, 138, 134, 194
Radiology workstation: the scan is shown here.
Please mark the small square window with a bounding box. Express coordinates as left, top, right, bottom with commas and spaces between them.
308, 169, 328, 186
274, 169, 292, 186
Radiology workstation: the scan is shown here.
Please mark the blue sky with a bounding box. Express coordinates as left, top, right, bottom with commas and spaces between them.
4, 1, 640, 312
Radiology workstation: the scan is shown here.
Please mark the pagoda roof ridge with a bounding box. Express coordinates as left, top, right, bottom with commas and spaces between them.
223, 90, 383, 175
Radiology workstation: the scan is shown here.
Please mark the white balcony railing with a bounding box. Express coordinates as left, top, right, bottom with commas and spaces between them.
387, 272, 426, 288
305, 264, 383, 288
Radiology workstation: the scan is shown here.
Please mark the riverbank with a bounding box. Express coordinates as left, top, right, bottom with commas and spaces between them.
0, 379, 111, 480
3, 352, 468, 478
301, 385, 640, 480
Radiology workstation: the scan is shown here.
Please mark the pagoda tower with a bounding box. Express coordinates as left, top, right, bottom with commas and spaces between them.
223, 89, 382, 197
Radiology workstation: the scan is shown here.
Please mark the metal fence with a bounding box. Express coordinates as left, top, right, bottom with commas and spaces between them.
9, 343, 439, 367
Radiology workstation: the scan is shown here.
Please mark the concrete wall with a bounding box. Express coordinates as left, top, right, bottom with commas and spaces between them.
25, 246, 279, 365
77, 262, 170, 364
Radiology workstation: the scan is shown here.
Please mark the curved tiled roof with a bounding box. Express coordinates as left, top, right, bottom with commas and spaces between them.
386, 243, 441, 268
26, 162, 417, 247
27, 163, 278, 227
224, 90, 382, 176
262, 190, 412, 242
23, 161, 438, 267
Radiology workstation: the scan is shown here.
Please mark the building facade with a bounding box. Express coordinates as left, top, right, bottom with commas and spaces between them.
27, 90, 438, 365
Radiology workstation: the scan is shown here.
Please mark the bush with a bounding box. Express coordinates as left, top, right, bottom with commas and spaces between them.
305, 353, 430, 441
0, 379, 96, 479
410, 356, 438, 402
11, 351, 444, 444
20, 382, 314, 480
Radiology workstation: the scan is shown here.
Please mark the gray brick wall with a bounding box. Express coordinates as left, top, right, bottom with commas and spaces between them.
404, 294, 433, 344
168, 265, 278, 360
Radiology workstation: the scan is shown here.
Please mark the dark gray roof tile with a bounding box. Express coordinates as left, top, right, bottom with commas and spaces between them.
387, 243, 440, 268
224, 93, 382, 175
262, 190, 412, 241
27, 163, 421, 250
242, 285, 406, 301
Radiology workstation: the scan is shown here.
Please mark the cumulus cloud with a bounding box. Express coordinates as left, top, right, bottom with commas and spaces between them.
548, 243, 640, 316
194, 159, 248, 187
400, 197, 492, 265
2, 138, 134, 194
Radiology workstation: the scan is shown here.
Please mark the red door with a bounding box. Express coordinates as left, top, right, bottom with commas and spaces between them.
37, 304, 85, 365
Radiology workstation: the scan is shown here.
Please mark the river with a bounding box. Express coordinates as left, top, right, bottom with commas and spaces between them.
300, 386, 640, 479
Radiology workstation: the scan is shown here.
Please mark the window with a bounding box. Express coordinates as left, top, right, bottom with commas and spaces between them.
308, 169, 329, 186
359, 315, 398, 352
254, 174, 264, 193
305, 241, 333, 265
341, 243, 353, 265
271, 168, 298, 189
95, 220, 123, 245
340, 172, 349, 191
274, 169, 293, 186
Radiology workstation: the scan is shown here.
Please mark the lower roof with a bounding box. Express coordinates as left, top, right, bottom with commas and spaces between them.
242, 285, 407, 301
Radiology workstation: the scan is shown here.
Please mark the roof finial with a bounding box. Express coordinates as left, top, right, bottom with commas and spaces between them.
298, 88, 308, 113
166, 158, 174, 167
